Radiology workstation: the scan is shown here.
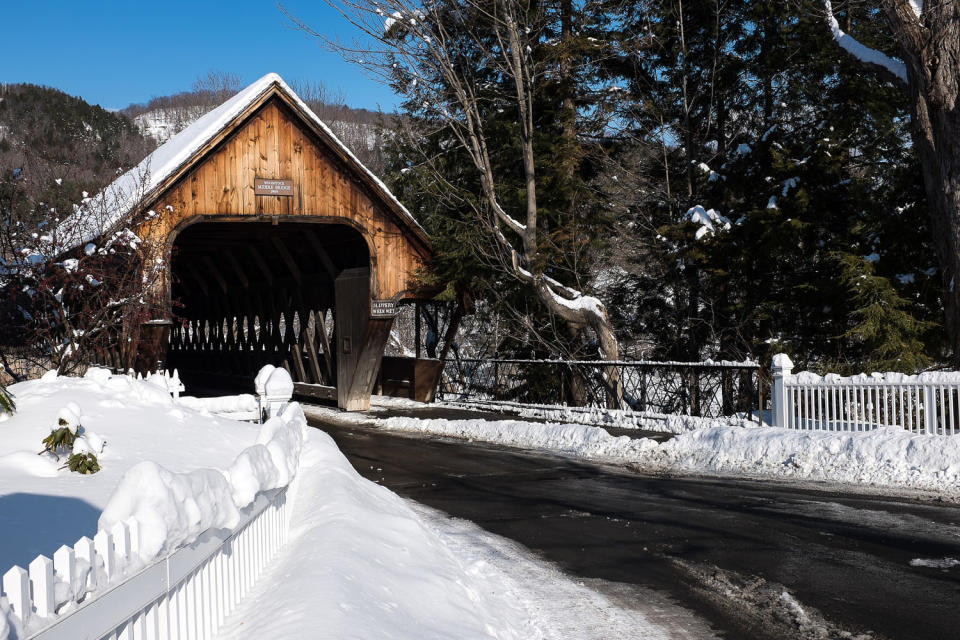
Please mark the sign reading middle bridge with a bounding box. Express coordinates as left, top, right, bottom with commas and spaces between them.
254, 178, 294, 196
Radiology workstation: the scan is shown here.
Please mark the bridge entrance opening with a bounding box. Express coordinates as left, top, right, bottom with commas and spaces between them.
167, 220, 374, 405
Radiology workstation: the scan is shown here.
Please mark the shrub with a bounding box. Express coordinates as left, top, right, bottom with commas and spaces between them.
63, 452, 100, 474
40, 425, 76, 459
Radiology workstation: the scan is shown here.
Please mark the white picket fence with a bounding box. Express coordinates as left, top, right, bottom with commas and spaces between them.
3, 487, 291, 640
0, 366, 301, 639
770, 354, 960, 434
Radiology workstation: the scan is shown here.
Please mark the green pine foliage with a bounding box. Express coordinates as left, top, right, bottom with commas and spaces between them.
835, 253, 933, 374
594, 0, 941, 370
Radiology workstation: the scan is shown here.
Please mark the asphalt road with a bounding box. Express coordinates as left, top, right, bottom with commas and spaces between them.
308, 415, 960, 640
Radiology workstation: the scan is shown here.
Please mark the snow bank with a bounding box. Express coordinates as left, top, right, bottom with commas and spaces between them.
99, 403, 306, 560
314, 405, 960, 497
178, 394, 258, 414
98, 463, 240, 560
441, 399, 752, 434
215, 429, 672, 640
790, 368, 960, 385
380, 416, 658, 460
0, 373, 264, 572
647, 426, 960, 493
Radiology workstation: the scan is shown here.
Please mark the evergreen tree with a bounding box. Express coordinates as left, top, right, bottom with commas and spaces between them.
597, 0, 940, 371
835, 253, 932, 373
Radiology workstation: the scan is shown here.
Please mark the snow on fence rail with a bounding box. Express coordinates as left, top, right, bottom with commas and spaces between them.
439, 357, 761, 418
770, 354, 960, 434
0, 366, 302, 640
3, 488, 290, 640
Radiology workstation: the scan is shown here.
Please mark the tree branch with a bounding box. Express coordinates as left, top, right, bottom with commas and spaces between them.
824, 0, 908, 85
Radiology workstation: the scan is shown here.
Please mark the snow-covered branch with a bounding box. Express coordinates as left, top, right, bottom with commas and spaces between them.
824, 0, 908, 84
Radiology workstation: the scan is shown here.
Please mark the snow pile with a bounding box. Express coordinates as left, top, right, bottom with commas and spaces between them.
253, 363, 293, 398
215, 429, 671, 640
98, 462, 240, 561
441, 399, 752, 434
0, 371, 264, 572
686, 205, 731, 240
909, 557, 960, 570
263, 367, 294, 398
789, 368, 960, 385
99, 403, 306, 560
178, 394, 258, 414
380, 416, 659, 459
646, 425, 960, 492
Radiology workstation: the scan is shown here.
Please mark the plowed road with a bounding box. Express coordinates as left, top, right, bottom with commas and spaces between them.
308, 414, 960, 640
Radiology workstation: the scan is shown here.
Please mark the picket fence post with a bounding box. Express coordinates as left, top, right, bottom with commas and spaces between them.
3, 565, 29, 624
771, 353, 794, 429
923, 385, 938, 434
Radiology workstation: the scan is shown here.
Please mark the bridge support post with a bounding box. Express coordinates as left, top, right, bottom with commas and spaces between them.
341, 318, 394, 411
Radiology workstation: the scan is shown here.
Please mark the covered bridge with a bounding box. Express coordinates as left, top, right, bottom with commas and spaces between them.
68, 73, 448, 410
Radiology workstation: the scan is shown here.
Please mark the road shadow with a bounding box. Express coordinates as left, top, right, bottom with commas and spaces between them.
0, 493, 100, 570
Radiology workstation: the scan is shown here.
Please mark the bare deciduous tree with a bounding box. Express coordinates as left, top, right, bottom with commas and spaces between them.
0, 168, 167, 378
284, 0, 624, 404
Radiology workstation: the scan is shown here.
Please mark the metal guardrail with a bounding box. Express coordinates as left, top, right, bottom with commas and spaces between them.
438, 358, 762, 419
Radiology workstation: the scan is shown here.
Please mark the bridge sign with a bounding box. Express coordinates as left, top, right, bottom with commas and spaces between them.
371, 299, 397, 318
254, 178, 294, 196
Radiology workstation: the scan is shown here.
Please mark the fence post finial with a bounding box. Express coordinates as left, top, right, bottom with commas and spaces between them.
771, 354, 793, 428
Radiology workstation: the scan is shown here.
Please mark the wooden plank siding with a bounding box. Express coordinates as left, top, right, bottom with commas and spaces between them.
137, 95, 430, 305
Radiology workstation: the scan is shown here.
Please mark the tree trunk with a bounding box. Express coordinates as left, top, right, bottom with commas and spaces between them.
911, 98, 960, 365
890, 2, 960, 364
534, 280, 624, 407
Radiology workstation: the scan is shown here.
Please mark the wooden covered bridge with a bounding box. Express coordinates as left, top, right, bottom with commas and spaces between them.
78, 74, 454, 410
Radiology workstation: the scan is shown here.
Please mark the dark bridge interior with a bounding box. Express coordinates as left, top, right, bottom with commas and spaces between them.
167, 221, 369, 392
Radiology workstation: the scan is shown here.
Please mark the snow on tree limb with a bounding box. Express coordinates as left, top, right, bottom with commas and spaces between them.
908, 0, 923, 19
824, 0, 908, 84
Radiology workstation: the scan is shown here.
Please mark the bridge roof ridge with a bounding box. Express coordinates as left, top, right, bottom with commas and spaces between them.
56, 72, 428, 252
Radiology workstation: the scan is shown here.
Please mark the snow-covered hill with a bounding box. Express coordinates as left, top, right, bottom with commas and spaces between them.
133, 106, 210, 145
131, 105, 385, 170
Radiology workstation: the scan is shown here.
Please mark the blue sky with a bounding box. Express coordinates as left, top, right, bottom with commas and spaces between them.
0, 1, 398, 112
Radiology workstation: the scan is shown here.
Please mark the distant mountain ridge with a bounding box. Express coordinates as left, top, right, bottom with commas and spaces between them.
0, 83, 153, 207
0, 81, 389, 232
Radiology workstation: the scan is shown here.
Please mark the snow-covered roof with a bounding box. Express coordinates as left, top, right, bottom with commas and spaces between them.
58, 73, 426, 250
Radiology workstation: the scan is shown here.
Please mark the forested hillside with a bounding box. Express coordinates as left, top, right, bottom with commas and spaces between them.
0, 83, 153, 224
